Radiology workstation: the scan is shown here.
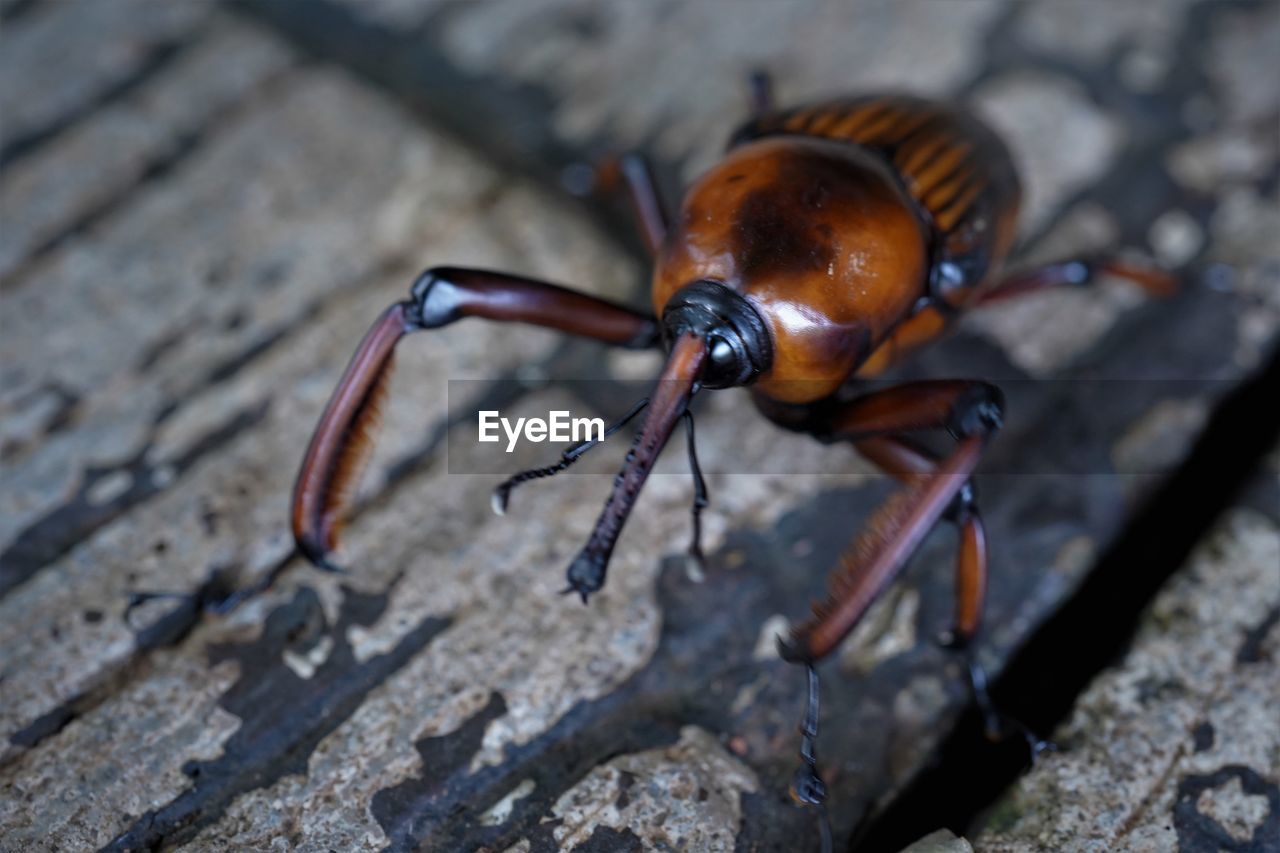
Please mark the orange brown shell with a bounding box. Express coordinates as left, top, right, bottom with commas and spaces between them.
735, 94, 1023, 304
653, 95, 1023, 404
653, 136, 930, 403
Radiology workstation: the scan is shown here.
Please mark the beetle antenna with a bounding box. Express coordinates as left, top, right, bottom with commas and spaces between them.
682, 409, 710, 569
491, 396, 650, 516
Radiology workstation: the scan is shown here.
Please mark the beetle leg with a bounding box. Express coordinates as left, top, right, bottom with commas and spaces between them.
747, 69, 775, 117
790, 663, 834, 853
859, 256, 1177, 378
854, 435, 1015, 740
778, 428, 996, 663
772, 381, 1004, 825
123, 565, 273, 632
592, 152, 669, 256
853, 435, 985, 648
292, 267, 660, 573
980, 255, 1178, 305
777, 380, 1005, 663
853, 437, 1055, 759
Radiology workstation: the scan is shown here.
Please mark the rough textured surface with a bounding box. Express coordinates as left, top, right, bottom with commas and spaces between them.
0, 17, 295, 283
0, 0, 209, 165
0, 64, 635, 760
975, 497, 1280, 852
541, 726, 759, 851
1, 1, 1277, 851
431, 0, 1006, 177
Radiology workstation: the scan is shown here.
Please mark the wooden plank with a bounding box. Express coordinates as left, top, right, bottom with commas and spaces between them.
0, 1, 1276, 850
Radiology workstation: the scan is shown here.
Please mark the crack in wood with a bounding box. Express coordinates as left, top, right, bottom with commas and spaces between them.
0, 402, 270, 599
101, 583, 453, 851
0, 65, 299, 292
853, 339, 1280, 852
1, 36, 195, 170
224, 0, 654, 268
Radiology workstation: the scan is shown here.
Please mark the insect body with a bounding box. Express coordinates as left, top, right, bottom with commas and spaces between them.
292, 80, 1173, 847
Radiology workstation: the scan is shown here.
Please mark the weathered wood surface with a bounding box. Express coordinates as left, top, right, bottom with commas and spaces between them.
1, 1, 1276, 850
975, 453, 1280, 852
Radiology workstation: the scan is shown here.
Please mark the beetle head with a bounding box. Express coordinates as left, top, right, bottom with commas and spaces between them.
661, 280, 772, 389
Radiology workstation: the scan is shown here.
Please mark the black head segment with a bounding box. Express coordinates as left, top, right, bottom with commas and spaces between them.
661, 280, 772, 389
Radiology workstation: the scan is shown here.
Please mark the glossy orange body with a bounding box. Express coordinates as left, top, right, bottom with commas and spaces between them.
654, 95, 1022, 404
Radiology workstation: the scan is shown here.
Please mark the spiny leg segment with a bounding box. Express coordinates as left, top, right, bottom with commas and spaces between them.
853, 434, 1048, 754
291, 266, 660, 575
777, 380, 1005, 836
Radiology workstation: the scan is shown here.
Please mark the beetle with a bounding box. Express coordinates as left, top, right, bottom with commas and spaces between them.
291, 74, 1174, 846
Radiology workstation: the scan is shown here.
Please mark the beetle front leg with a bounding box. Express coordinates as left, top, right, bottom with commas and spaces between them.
292, 267, 660, 572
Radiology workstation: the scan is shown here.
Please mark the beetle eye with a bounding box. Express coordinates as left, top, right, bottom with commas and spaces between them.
710, 337, 733, 362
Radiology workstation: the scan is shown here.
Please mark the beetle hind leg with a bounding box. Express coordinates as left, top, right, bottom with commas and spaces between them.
851, 433, 1053, 761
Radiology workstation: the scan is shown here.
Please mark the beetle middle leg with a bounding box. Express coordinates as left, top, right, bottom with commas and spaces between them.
771, 380, 1004, 833
775, 379, 1007, 662
853, 434, 986, 649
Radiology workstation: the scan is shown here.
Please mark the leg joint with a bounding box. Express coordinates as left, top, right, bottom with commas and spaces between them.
777, 632, 813, 664
944, 479, 979, 524
950, 382, 1005, 439
408, 267, 464, 329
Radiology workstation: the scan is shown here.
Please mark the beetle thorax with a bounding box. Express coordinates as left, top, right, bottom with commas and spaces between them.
653, 136, 930, 403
